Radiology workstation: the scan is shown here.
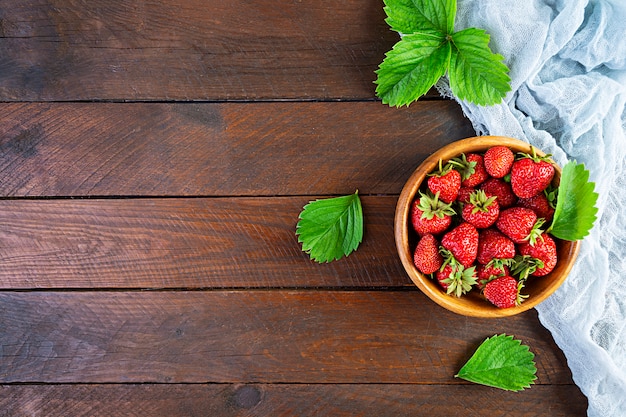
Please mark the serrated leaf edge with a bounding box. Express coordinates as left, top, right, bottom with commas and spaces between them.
295, 191, 363, 263
455, 334, 537, 392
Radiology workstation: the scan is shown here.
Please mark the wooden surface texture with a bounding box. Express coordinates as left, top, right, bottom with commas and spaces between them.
0, 0, 588, 415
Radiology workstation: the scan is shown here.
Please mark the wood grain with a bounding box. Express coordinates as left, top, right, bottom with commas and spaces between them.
0, 196, 410, 289
0, 101, 475, 197
0, 384, 587, 416
0, 0, 399, 101
0, 291, 577, 385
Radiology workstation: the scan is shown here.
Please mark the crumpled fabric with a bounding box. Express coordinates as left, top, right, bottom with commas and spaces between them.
437, 0, 626, 415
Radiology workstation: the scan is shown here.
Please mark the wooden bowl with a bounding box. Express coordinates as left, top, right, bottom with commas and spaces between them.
394, 136, 580, 317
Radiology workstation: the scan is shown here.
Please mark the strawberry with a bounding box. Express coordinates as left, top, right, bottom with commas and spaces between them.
483, 275, 526, 308
476, 228, 516, 264
436, 262, 477, 297
436, 264, 454, 291
441, 222, 479, 268
450, 153, 489, 188
518, 234, 558, 276
517, 192, 555, 222
461, 189, 500, 228
484, 145, 514, 178
510, 148, 555, 198
496, 206, 544, 244
480, 177, 517, 208
456, 186, 475, 204
427, 160, 461, 203
476, 260, 511, 289
410, 192, 456, 236
413, 234, 444, 275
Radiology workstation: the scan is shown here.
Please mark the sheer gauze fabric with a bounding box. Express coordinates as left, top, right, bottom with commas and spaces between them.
436, 0, 626, 415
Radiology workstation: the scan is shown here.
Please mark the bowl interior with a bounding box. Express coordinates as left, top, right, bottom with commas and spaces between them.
394, 136, 580, 317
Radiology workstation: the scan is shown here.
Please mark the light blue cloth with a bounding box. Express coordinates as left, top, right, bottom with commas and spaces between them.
439, 1, 626, 415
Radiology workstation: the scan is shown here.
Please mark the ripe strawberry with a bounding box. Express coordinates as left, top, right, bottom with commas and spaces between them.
456, 186, 475, 204
436, 264, 454, 291
517, 193, 555, 222
518, 234, 558, 276
480, 177, 517, 208
476, 260, 511, 289
450, 153, 489, 188
476, 228, 516, 264
483, 275, 526, 308
510, 148, 555, 198
496, 206, 544, 244
441, 222, 479, 268
427, 160, 461, 204
461, 190, 500, 228
436, 262, 477, 297
484, 145, 514, 178
411, 192, 456, 236
413, 234, 444, 275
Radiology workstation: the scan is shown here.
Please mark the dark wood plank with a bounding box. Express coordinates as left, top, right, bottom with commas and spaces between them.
0, 383, 588, 416
0, 196, 409, 289
0, 0, 402, 101
0, 101, 474, 197
0, 291, 577, 385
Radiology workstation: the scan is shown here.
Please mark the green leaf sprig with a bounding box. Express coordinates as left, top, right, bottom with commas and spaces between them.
296, 191, 363, 263
548, 161, 599, 241
375, 0, 511, 107
456, 334, 537, 391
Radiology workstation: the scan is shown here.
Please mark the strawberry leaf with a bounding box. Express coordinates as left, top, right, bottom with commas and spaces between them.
383, 0, 456, 35
456, 334, 537, 391
448, 28, 512, 106
296, 191, 363, 263
549, 161, 598, 241
375, 0, 511, 106
375, 32, 451, 107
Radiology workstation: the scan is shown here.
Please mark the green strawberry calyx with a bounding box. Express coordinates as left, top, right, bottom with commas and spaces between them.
449, 153, 477, 181
468, 189, 497, 214
516, 146, 553, 164
438, 249, 478, 297
417, 191, 456, 220
511, 255, 545, 281
427, 158, 457, 178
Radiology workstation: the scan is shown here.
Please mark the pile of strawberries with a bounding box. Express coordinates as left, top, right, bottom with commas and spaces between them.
411, 145, 558, 309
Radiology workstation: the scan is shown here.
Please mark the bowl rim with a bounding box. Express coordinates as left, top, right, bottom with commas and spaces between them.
394, 135, 581, 317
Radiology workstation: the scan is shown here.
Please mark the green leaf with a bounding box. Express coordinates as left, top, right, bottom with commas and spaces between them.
549, 161, 599, 241
375, 0, 511, 106
456, 334, 537, 391
375, 32, 451, 107
448, 28, 511, 106
296, 191, 363, 263
383, 0, 456, 35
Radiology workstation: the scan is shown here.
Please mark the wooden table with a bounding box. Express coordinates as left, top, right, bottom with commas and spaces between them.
0, 1, 588, 415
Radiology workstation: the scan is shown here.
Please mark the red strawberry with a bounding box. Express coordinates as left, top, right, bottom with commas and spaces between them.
436, 264, 454, 291
436, 263, 477, 297
480, 178, 517, 208
456, 186, 475, 204
427, 161, 461, 204
413, 234, 444, 275
476, 228, 516, 264
517, 193, 555, 222
510, 148, 555, 198
484, 145, 514, 178
450, 153, 489, 188
483, 275, 526, 308
496, 206, 544, 244
476, 261, 511, 289
441, 222, 479, 268
461, 189, 500, 229
411, 192, 456, 236
518, 234, 558, 276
